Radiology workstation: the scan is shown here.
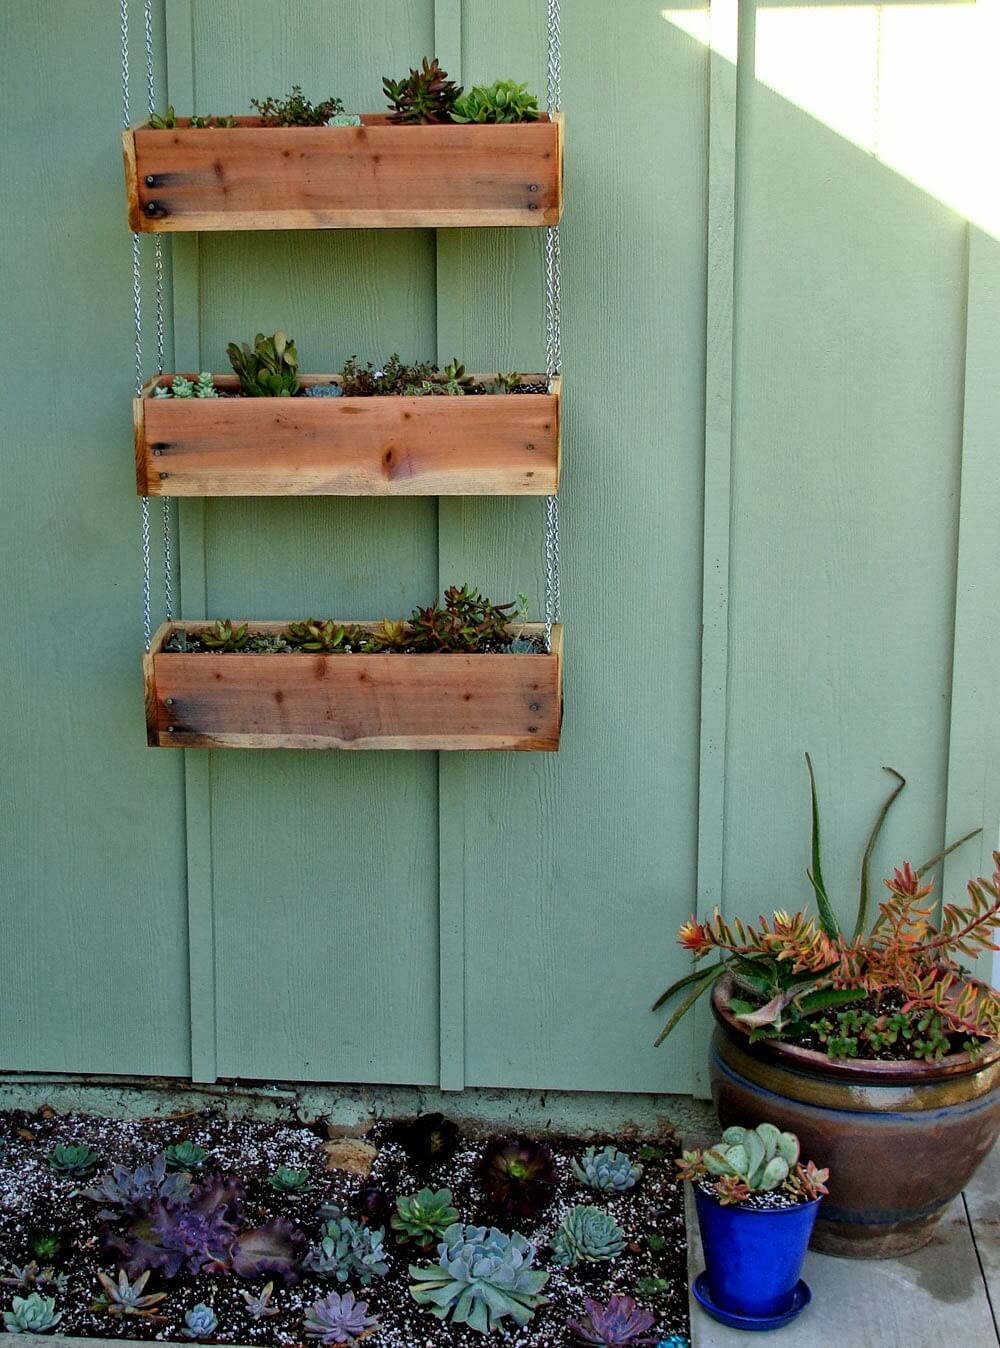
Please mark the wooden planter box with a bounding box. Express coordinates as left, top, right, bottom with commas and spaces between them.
123, 115, 563, 231
144, 623, 563, 751
135, 376, 561, 496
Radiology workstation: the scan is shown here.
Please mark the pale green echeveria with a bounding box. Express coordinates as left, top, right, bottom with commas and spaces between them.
409, 1222, 549, 1334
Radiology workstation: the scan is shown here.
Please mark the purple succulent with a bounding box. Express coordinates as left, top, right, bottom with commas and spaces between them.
568, 1295, 659, 1346
353, 1185, 392, 1227
479, 1135, 557, 1219
102, 1176, 306, 1284
230, 1217, 307, 1282
303, 1290, 379, 1343
394, 1112, 460, 1168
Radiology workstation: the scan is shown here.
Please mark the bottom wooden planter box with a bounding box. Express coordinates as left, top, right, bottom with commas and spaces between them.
143, 623, 563, 751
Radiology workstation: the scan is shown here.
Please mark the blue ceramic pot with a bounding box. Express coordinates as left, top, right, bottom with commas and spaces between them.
695, 1186, 820, 1319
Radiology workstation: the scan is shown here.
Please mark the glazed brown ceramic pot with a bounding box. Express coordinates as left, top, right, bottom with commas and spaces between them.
709, 975, 1000, 1258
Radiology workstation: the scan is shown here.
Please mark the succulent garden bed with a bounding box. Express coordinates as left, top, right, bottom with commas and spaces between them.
0, 1108, 689, 1346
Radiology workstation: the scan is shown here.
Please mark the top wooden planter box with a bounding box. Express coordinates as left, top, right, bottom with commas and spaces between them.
123, 114, 564, 232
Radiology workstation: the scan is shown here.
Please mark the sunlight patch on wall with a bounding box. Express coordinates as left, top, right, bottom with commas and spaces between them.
662, 2, 999, 237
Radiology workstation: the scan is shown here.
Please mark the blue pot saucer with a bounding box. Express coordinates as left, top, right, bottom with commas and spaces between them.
692, 1271, 812, 1332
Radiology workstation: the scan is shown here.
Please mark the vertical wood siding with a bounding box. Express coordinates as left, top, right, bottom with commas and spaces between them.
0, 0, 996, 1093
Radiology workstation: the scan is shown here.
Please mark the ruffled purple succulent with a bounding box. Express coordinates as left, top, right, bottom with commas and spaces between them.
102, 1176, 305, 1284
568, 1295, 659, 1346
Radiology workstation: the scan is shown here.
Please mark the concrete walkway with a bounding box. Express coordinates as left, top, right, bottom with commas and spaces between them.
689, 1144, 1000, 1346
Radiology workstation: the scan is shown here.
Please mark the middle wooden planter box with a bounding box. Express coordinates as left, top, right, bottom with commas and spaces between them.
144, 622, 563, 751
135, 375, 561, 496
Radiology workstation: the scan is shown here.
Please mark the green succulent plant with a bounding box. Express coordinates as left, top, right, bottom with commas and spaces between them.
193, 372, 218, 398
408, 585, 516, 652
3, 1293, 62, 1334
489, 371, 523, 394
239, 1281, 278, 1320
383, 57, 461, 124
285, 621, 365, 654
551, 1205, 626, 1267
267, 1166, 311, 1194
701, 1123, 800, 1192
148, 105, 177, 129
251, 86, 345, 127
409, 1223, 549, 1334
226, 331, 300, 397
367, 619, 410, 652
92, 1269, 167, 1320
304, 1217, 389, 1285
436, 358, 475, 394
163, 1141, 206, 1171
571, 1145, 643, 1194
391, 1188, 459, 1246
189, 115, 236, 129
47, 1144, 98, 1178
25, 1234, 61, 1265
200, 620, 249, 652
247, 634, 293, 654
451, 80, 541, 124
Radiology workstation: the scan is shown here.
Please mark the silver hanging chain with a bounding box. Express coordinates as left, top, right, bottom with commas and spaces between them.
543, 0, 562, 648
143, 0, 173, 621
122, 0, 153, 649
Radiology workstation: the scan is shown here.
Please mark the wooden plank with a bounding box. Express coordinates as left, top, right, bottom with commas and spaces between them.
165, 1, 217, 1087
435, 0, 467, 1095
692, 0, 741, 1100
124, 115, 563, 231
942, 227, 1000, 959
146, 623, 563, 751
688, 1184, 999, 1346
135, 375, 560, 497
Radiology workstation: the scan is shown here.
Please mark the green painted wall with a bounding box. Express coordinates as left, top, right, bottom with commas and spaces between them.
1, 0, 997, 1097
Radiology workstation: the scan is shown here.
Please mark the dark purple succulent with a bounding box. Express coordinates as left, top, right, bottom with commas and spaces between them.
353, 1185, 392, 1227
102, 1176, 305, 1284
478, 1135, 557, 1219
394, 1113, 460, 1169
568, 1295, 659, 1346
230, 1217, 307, 1281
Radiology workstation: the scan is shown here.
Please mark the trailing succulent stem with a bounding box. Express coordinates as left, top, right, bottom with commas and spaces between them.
653, 754, 987, 1050
251, 86, 345, 126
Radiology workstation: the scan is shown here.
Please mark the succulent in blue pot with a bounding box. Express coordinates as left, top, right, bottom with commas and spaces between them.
409, 1222, 549, 1333
568, 1294, 659, 1345
3, 1293, 62, 1334
303, 1290, 379, 1343
572, 1145, 643, 1194
182, 1302, 218, 1340
551, 1205, 626, 1266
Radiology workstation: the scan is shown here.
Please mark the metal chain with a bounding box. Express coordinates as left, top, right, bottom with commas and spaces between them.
122, 0, 153, 648
543, 0, 562, 648
143, 0, 173, 620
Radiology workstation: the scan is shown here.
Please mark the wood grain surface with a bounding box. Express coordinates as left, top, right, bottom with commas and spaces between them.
135, 375, 560, 496
124, 115, 563, 231
144, 622, 562, 750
